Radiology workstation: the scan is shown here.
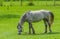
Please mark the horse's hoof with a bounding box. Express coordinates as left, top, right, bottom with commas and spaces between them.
29, 33, 31, 34
49, 31, 52, 33
44, 32, 47, 33
33, 33, 35, 34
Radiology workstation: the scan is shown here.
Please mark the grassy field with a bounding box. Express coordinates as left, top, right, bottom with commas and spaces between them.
0, 1, 60, 39
1, 1, 60, 6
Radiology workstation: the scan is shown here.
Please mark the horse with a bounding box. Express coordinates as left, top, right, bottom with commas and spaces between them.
17, 10, 54, 35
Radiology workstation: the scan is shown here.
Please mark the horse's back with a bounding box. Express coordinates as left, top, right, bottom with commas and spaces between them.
30, 10, 51, 17
26, 10, 51, 22
30, 10, 50, 13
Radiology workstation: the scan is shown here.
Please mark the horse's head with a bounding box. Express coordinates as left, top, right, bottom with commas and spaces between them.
17, 24, 22, 35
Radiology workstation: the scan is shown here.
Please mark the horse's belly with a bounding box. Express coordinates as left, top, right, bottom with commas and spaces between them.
31, 15, 43, 22
32, 18, 42, 22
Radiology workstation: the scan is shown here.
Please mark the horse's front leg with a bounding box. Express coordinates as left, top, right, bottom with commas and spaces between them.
31, 24, 35, 34
29, 23, 31, 34
29, 22, 35, 34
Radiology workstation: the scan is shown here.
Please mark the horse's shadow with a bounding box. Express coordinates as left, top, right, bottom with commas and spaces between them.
19, 32, 60, 35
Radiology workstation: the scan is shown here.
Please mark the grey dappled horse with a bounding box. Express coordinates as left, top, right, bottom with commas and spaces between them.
17, 10, 54, 35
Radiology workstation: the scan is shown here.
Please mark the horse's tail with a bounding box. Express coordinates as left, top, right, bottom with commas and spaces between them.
49, 12, 54, 25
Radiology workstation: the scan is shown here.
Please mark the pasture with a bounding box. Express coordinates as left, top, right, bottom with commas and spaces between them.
0, 1, 60, 39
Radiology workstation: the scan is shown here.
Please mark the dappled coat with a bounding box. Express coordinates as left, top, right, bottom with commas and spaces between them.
26, 10, 51, 22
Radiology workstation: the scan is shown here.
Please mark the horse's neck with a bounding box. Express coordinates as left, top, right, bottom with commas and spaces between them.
19, 18, 24, 26
19, 14, 26, 26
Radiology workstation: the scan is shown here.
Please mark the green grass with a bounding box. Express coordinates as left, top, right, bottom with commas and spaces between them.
1, 1, 60, 6
0, 1, 60, 39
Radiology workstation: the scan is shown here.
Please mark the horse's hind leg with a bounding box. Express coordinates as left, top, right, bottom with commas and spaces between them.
48, 21, 52, 33
46, 19, 52, 33
29, 22, 35, 34
43, 19, 47, 33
